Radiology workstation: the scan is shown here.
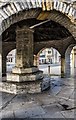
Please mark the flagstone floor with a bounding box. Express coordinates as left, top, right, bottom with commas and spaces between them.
0, 76, 76, 119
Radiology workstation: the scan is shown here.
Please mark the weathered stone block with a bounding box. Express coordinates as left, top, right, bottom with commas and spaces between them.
0, 77, 50, 94
12, 67, 39, 74
7, 71, 43, 82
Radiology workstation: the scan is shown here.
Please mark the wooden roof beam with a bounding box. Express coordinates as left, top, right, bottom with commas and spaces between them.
30, 19, 50, 29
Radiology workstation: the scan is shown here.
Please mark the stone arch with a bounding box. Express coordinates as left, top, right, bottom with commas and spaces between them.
34, 36, 75, 56
1, 1, 76, 24
34, 47, 47, 66
6, 49, 16, 73
34, 46, 61, 75
1, 1, 76, 39
2, 42, 16, 76
34, 41, 61, 55
42, 1, 76, 22
65, 44, 75, 55
2, 42, 16, 57
37, 10, 76, 40
38, 46, 61, 59
34, 46, 61, 66
65, 44, 76, 77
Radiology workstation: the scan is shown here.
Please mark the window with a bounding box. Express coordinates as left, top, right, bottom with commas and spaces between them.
10, 58, 12, 62
48, 51, 51, 54
7, 57, 13, 62
40, 55, 45, 58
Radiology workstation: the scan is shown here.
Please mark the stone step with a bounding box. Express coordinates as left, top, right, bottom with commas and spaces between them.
0, 77, 50, 94
7, 70, 43, 82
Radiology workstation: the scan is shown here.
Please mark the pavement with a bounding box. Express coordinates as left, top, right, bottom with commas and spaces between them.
0, 75, 76, 119
39, 64, 61, 75
39, 64, 76, 77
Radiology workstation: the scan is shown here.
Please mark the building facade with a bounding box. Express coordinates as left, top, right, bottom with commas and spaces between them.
39, 48, 61, 64
6, 49, 16, 72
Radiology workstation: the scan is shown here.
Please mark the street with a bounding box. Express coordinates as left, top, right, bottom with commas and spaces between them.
39, 63, 61, 75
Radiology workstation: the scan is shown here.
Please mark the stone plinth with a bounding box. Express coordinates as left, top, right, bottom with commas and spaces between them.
5, 67, 43, 93
3, 67, 50, 94
1, 80, 42, 94
7, 71, 43, 82
12, 67, 39, 74
7, 67, 43, 82
0, 77, 50, 94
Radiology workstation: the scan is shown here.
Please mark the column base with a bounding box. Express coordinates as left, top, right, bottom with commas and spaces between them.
12, 67, 39, 74
0, 78, 50, 94
1, 80, 41, 94
3, 67, 50, 94
7, 67, 43, 82
61, 73, 65, 78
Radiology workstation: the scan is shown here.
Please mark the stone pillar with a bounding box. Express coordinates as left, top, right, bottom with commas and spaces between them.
34, 55, 37, 66
34, 55, 39, 67
61, 57, 65, 78
6, 26, 50, 94
7, 26, 43, 82
0, 40, 2, 81
74, 53, 76, 68
15, 26, 33, 68
73, 49, 76, 68
65, 53, 71, 78
2, 55, 6, 77
2, 41, 6, 77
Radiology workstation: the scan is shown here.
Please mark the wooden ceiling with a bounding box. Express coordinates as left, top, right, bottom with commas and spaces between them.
2, 18, 72, 42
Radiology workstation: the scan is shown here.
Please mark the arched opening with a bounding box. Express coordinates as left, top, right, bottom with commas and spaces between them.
6, 49, 16, 73
65, 45, 76, 78
1, 2, 76, 95
36, 47, 61, 76
70, 46, 76, 77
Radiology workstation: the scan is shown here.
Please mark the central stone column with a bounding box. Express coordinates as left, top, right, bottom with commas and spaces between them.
6, 26, 44, 93
15, 26, 33, 68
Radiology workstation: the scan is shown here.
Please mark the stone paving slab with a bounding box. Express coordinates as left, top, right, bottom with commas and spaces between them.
0, 92, 15, 110
42, 103, 63, 114
51, 86, 62, 95
61, 110, 74, 118
57, 91, 74, 99
14, 106, 45, 118
2, 110, 14, 118
33, 111, 65, 118
2, 92, 15, 104
0, 77, 75, 119
41, 111, 65, 118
